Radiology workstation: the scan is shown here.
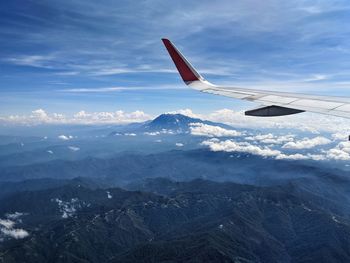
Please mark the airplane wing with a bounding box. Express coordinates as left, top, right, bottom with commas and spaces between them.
162, 38, 350, 119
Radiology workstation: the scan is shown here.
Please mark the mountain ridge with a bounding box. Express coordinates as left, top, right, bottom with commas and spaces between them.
1, 178, 350, 263
110, 113, 235, 136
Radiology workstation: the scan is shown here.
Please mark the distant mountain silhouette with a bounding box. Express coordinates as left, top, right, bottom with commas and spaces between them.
142, 113, 201, 132
110, 113, 234, 136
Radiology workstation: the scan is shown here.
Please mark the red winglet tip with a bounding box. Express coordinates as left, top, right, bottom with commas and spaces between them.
162, 38, 200, 83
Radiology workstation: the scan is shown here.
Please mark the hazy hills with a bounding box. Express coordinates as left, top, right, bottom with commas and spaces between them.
0, 113, 349, 262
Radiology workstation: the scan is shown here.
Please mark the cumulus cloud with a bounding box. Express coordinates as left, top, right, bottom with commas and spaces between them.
276, 153, 309, 160
2, 108, 350, 163
1, 228, 29, 239
190, 123, 241, 137
332, 133, 349, 141
68, 146, 80, 152
245, 133, 294, 144
326, 142, 350, 160
2, 108, 349, 137
58, 135, 73, 141
202, 139, 281, 158
124, 133, 137, 136
276, 153, 325, 161
282, 136, 331, 149
171, 108, 350, 136
0, 214, 29, 240
0, 219, 15, 229
144, 132, 160, 136
31, 109, 49, 120
0, 109, 152, 125
201, 138, 328, 161
167, 109, 199, 118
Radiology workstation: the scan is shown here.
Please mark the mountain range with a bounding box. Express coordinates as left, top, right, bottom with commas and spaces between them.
0, 113, 349, 262
1, 178, 350, 263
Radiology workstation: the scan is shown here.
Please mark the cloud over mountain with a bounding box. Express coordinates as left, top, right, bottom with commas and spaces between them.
2, 108, 349, 139
190, 123, 241, 137
1, 109, 349, 163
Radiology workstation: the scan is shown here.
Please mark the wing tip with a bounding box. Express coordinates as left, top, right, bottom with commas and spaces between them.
161, 38, 202, 83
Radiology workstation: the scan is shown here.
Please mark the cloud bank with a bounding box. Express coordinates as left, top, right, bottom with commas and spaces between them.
201, 138, 349, 161
282, 136, 331, 149
0, 109, 152, 125
1, 108, 349, 162
190, 123, 241, 137
2, 108, 349, 139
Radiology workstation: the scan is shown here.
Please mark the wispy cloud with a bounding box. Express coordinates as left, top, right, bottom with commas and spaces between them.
1, 0, 350, 117
91, 67, 177, 76
5, 55, 55, 68
61, 85, 185, 93
2, 0, 350, 84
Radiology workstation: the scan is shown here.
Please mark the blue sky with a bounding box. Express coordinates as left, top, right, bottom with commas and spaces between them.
1, 0, 350, 117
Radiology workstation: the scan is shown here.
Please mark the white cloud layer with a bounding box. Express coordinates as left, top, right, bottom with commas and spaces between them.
202, 139, 281, 158
282, 136, 331, 149
0, 109, 152, 125
168, 109, 350, 139
0, 108, 349, 162
201, 138, 346, 161
190, 123, 241, 137
326, 142, 350, 160
1, 108, 350, 140
245, 133, 294, 144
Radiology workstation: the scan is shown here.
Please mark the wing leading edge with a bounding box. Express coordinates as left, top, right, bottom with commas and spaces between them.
162, 38, 350, 119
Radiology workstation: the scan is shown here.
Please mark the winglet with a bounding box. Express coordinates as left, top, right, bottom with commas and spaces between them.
162, 38, 204, 84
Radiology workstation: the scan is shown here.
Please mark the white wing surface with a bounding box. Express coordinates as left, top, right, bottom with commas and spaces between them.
162, 38, 350, 119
